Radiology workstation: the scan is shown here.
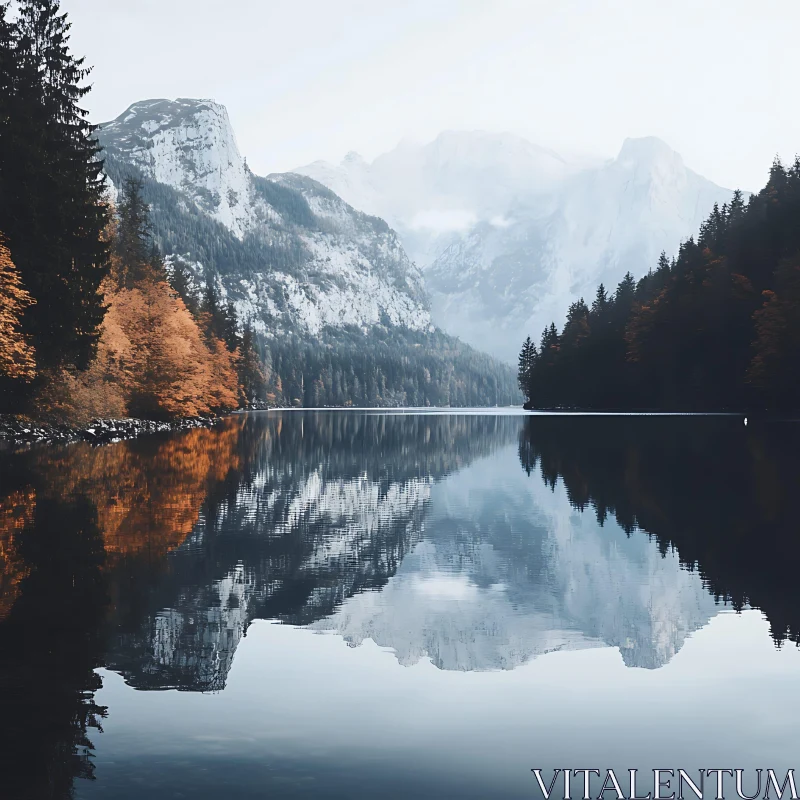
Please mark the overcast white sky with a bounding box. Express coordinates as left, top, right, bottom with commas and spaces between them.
64, 0, 799, 190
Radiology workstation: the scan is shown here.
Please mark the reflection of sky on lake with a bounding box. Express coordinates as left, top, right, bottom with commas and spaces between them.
82, 610, 799, 800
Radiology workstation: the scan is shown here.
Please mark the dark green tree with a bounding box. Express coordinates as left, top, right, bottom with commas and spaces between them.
238, 322, 267, 404
200, 269, 226, 341
223, 301, 240, 352
517, 335, 535, 400
0, 0, 110, 375
115, 177, 156, 286
168, 259, 199, 316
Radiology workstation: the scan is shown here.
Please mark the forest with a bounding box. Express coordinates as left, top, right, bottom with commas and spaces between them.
263, 327, 519, 407
517, 162, 800, 411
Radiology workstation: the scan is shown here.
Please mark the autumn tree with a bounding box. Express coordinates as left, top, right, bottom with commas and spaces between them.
0, 237, 36, 390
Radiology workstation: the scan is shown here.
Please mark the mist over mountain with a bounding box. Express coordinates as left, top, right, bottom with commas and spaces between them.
296, 133, 738, 362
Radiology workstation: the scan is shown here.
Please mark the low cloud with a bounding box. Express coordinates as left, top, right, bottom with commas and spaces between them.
409, 208, 477, 233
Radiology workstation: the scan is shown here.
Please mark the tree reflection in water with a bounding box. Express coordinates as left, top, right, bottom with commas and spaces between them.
518, 414, 800, 645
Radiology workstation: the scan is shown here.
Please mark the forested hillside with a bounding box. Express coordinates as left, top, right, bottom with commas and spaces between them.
517, 161, 800, 411
265, 327, 517, 407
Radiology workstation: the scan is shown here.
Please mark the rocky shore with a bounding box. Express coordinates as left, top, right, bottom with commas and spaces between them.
0, 414, 222, 449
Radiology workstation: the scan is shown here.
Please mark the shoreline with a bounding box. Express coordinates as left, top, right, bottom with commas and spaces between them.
0, 414, 224, 450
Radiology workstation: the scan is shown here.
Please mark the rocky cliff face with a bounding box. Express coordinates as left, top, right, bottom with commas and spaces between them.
98, 99, 431, 337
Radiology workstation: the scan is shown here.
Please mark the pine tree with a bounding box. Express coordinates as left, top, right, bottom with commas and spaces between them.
222, 301, 240, 352
200, 269, 226, 341
0, 0, 110, 374
167, 259, 199, 316
517, 336, 535, 400
115, 177, 154, 286
591, 283, 609, 317
237, 323, 267, 405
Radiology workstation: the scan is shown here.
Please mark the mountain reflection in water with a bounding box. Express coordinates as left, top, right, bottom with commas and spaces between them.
0, 410, 798, 799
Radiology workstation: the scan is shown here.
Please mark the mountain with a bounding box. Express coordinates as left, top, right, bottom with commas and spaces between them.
297, 130, 572, 270
295, 133, 737, 363
97, 100, 520, 406
98, 99, 430, 337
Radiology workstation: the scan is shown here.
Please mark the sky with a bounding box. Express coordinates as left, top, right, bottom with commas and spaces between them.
63, 0, 800, 190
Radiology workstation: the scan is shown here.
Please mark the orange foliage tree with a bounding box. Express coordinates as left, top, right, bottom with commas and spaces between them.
0, 236, 36, 382
103, 271, 240, 419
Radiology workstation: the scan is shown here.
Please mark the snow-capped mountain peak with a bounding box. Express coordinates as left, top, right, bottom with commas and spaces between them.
98, 98, 432, 337
101, 97, 252, 238
296, 130, 739, 362
616, 135, 682, 165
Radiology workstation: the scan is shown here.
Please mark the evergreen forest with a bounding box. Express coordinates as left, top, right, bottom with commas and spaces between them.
518, 164, 800, 411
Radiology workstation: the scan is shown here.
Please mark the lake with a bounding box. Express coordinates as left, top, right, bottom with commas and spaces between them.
1, 410, 799, 800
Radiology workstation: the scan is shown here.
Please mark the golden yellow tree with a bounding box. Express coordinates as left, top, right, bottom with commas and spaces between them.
0, 236, 36, 381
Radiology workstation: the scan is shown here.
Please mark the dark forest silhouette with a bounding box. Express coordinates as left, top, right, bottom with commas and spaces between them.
518, 160, 800, 410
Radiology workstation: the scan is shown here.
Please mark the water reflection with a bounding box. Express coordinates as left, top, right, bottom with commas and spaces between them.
518, 414, 800, 645
0, 411, 798, 798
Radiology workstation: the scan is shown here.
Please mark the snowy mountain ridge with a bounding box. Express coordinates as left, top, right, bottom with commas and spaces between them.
295, 132, 739, 362
98, 99, 432, 337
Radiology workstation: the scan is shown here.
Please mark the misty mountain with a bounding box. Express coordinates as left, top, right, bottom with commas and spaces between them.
296, 133, 737, 362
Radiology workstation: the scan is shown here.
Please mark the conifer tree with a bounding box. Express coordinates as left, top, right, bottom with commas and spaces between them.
238, 323, 267, 405
517, 336, 535, 399
168, 260, 199, 316
223, 301, 240, 352
0, 0, 110, 374
115, 177, 154, 286
201, 269, 227, 341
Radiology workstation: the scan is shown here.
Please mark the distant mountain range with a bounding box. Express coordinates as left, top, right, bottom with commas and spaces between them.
296, 133, 739, 362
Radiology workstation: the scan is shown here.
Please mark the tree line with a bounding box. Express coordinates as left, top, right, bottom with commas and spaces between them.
262, 326, 520, 408
518, 160, 800, 411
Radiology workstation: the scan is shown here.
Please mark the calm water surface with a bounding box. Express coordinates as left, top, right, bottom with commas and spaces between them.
1, 410, 799, 799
